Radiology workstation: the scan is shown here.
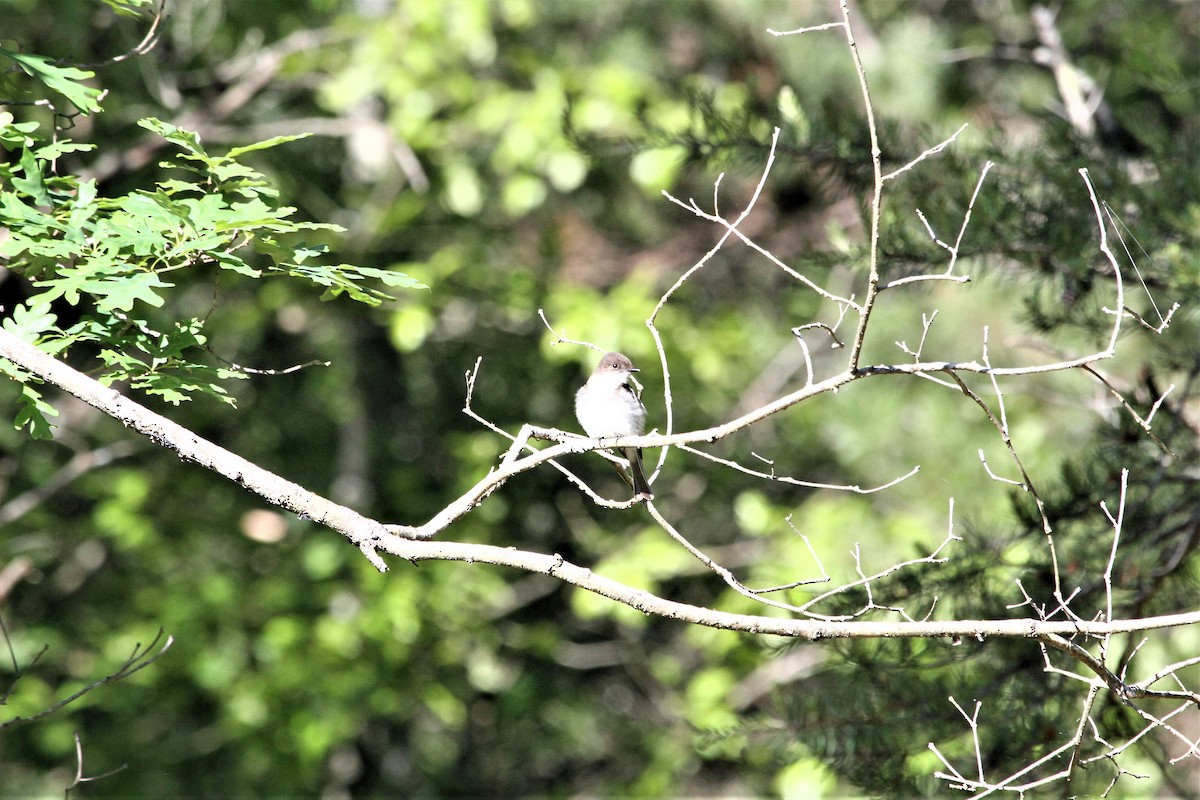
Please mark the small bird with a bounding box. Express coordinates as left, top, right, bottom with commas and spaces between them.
575, 352, 653, 499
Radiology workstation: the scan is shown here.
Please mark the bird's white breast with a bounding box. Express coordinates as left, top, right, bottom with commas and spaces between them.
575, 373, 645, 438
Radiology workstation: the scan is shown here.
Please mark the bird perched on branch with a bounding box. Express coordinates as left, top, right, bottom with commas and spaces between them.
575, 351, 653, 500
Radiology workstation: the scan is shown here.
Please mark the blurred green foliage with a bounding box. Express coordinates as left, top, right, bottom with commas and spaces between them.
1, 0, 1197, 797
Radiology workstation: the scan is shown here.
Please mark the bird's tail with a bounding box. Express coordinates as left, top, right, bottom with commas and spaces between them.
625, 447, 653, 500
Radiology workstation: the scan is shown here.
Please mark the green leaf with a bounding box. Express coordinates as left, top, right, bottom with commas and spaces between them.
34, 263, 172, 311
0, 50, 103, 113
101, 0, 155, 16
98, 352, 245, 406
158, 178, 201, 195
138, 118, 208, 157
212, 251, 262, 277
13, 147, 52, 207
208, 160, 262, 185
344, 265, 428, 290
34, 139, 95, 161
291, 244, 328, 265
64, 179, 99, 242
0, 114, 40, 148
1, 301, 58, 342
225, 133, 313, 159
95, 271, 173, 311
165, 232, 230, 260
281, 262, 426, 306
135, 367, 245, 406
14, 382, 58, 439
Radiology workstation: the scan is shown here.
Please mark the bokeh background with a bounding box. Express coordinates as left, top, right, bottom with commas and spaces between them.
2, 0, 1197, 796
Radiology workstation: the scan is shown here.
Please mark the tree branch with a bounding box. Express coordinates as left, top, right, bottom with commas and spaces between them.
2, 327, 1196, 646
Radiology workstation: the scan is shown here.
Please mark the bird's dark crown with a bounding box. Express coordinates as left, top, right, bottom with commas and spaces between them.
597, 352, 637, 372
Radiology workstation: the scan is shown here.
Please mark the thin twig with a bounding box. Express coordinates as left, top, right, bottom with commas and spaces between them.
1, 630, 174, 731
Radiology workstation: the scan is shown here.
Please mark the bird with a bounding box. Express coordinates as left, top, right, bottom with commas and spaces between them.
575, 351, 653, 500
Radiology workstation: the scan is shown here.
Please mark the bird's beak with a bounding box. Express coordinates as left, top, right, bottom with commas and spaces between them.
629, 367, 640, 373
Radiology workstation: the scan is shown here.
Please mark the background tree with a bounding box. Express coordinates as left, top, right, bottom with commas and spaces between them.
1, 0, 1196, 797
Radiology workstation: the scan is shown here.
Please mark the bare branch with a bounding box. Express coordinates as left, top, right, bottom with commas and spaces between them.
1102, 201, 1181, 334
1082, 365, 1172, 454
65, 731, 127, 794
799, 525, 961, 620
767, 22, 846, 37
1078, 168, 1126, 357
1, 630, 174, 731
885, 160, 994, 289
1101, 469, 1128, 625
662, 180, 863, 311
881, 123, 969, 183
678, 443, 918, 494
74, 0, 168, 69
841, 0, 885, 370
0, 328, 396, 571
2, 320, 1197, 712
537, 309, 605, 355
